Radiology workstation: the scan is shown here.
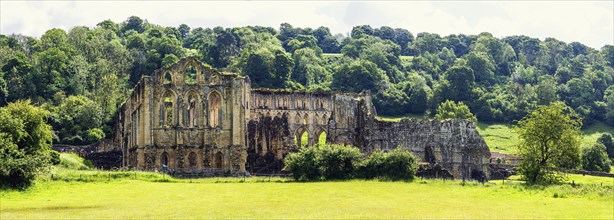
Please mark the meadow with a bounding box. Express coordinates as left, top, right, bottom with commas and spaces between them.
1, 168, 613, 219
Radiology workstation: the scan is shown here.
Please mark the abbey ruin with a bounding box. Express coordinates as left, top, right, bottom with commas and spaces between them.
113, 57, 490, 178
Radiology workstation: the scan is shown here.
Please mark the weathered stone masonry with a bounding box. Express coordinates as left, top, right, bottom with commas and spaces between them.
114, 57, 490, 178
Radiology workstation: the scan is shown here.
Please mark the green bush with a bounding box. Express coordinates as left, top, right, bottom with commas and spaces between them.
50, 150, 61, 165
317, 144, 363, 180
359, 148, 418, 180
284, 144, 362, 181
284, 144, 417, 181
582, 143, 612, 172
0, 100, 54, 189
284, 146, 320, 181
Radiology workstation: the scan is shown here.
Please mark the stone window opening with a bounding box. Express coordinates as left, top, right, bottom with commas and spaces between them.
187, 93, 197, 127
188, 152, 197, 168
214, 152, 224, 169
162, 92, 174, 127
161, 152, 169, 167
317, 130, 327, 145
164, 72, 172, 84
295, 129, 309, 148
185, 64, 197, 84
209, 92, 221, 128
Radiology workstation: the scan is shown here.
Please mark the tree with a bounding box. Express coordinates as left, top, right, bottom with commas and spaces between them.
0, 100, 53, 188
605, 86, 614, 126
332, 60, 387, 93
434, 100, 477, 121
581, 143, 611, 172
597, 133, 613, 159
515, 102, 582, 184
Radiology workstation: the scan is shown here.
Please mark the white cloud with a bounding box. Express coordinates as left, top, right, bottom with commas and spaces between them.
1, 0, 612, 49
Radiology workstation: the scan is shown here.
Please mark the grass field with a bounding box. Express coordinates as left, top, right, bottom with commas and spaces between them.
2, 153, 613, 219
1, 172, 612, 219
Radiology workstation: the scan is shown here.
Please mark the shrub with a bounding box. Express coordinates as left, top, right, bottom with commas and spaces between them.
284, 146, 320, 181
50, 150, 61, 165
284, 144, 362, 181
359, 148, 418, 180
317, 144, 363, 180
582, 143, 612, 172
597, 133, 613, 159
0, 100, 53, 189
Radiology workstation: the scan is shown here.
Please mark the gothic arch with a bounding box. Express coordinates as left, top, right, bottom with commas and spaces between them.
208, 91, 222, 128
294, 126, 309, 147
184, 61, 200, 84
188, 151, 198, 168
163, 71, 173, 85
214, 151, 224, 169
160, 151, 173, 169
314, 127, 327, 144
160, 90, 176, 127
185, 90, 200, 127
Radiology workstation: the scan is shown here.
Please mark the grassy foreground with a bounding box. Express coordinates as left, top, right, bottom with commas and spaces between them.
1, 172, 612, 219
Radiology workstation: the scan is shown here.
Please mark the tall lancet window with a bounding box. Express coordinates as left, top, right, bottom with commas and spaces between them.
209, 92, 221, 128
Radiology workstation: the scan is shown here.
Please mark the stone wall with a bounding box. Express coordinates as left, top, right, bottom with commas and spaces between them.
360, 118, 491, 178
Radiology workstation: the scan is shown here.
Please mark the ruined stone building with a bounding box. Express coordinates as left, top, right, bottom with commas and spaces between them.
114, 57, 490, 178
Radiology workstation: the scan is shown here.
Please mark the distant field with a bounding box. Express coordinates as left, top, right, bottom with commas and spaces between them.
1, 171, 612, 219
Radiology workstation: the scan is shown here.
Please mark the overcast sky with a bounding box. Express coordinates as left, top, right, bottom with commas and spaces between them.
1, 1, 612, 49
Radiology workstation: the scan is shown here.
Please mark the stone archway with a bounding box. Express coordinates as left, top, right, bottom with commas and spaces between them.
215, 152, 224, 169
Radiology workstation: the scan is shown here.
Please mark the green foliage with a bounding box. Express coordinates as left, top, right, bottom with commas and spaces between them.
331, 59, 387, 93
515, 102, 582, 185
581, 143, 611, 172
48, 95, 104, 144
284, 144, 363, 180
596, 133, 613, 159
50, 150, 61, 165
435, 100, 477, 121
0, 100, 53, 188
285, 144, 417, 181
359, 148, 418, 180
284, 146, 320, 180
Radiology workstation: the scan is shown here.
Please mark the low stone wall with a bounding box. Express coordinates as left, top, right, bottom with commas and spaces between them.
565, 169, 614, 178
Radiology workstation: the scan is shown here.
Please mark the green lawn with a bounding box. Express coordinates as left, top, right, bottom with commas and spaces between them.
1, 171, 612, 219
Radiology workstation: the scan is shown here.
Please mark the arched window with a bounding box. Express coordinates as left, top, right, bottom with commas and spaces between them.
162, 92, 174, 127
215, 152, 224, 169
295, 128, 309, 148
164, 72, 172, 84
188, 152, 197, 168
317, 131, 327, 145
187, 93, 197, 127
313, 114, 320, 124
209, 92, 221, 128
161, 152, 169, 167
322, 115, 328, 125
303, 114, 308, 125
185, 64, 197, 84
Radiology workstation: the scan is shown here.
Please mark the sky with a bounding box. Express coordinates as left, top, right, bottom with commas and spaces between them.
1, 1, 613, 49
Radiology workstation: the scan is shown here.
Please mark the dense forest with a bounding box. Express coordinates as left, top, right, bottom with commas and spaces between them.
1, 16, 613, 145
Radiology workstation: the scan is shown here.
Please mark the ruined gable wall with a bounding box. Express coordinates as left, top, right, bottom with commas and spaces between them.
118, 58, 249, 173
361, 118, 490, 178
